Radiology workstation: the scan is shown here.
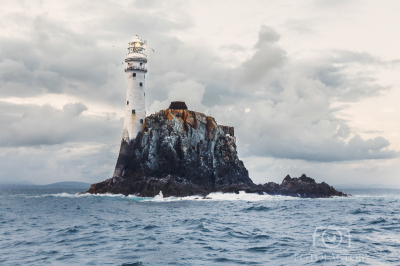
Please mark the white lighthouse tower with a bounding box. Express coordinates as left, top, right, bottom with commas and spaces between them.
122, 35, 147, 142
112, 35, 148, 178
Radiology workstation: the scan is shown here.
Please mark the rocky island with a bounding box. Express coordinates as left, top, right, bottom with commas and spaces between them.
88, 102, 346, 198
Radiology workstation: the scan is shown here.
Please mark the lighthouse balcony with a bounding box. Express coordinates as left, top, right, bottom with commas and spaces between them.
125, 66, 148, 73
125, 53, 147, 63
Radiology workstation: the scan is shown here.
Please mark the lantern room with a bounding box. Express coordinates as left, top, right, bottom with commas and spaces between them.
128, 35, 147, 55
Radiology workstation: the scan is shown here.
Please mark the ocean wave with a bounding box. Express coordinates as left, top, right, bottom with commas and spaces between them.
370, 218, 387, 224
120, 263, 143, 266
11, 190, 396, 203
242, 205, 271, 212
8, 191, 356, 203
137, 191, 302, 202
1, 188, 398, 265
246, 246, 272, 252
350, 208, 370, 214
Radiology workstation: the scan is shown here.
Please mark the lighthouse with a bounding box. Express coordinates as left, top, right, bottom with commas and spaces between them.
112, 35, 147, 178
122, 35, 147, 142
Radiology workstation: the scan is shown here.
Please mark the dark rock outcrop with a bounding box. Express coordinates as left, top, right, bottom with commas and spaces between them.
218, 174, 346, 198
87, 107, 347, 198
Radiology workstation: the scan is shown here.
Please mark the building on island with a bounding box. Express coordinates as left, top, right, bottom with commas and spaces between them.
122, 35, 147, 142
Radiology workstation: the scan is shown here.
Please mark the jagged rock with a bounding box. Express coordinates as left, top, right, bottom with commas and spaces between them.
88, 108, 251, 197
219, 174, 346, 198
87, 108, 347, 198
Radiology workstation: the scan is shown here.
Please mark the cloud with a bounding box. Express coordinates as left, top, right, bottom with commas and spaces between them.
0, 0, 398, 184
63, 102, 88, 116
0, 102, 122, 147
218, 44, 247, 52
243, 156, 400, 186
209, 100, 398, 162
0, 0, 192, 106
139, 23, 397, 163
150, 80, 206, 113
1, 19, 395, 163
0, 143, 118, 184
255, 26, 281, 46
240, 26, 286, 82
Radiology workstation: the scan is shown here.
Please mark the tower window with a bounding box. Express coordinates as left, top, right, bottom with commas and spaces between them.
127, 101, 129, 105
144, 93, 145, 96
140, 63, 142, 66
133, 73, 136, 77
132, 110, 135, 114
140, 82, 143, 87
140, 119, 143, 124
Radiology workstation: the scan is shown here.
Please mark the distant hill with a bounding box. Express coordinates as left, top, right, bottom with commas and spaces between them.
40, 182, 91, 189
0, 181, 91, 190
0, 180, 36, 186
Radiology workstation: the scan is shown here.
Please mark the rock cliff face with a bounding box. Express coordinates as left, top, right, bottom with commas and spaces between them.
89, 108, 252, 197
87, 107, 347, 198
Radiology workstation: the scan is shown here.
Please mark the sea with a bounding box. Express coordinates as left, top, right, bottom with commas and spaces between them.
1, 188, 399, 265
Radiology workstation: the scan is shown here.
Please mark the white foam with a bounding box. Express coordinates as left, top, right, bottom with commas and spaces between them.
24, 191, 301, 201
24, 192, 129, 199
16, 190, 392, 202
134, 191, 303, 202
152, 191, 164, 201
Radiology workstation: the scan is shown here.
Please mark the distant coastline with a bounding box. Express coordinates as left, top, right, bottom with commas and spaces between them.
0, 181, 91, 190
333, 183, 400, 190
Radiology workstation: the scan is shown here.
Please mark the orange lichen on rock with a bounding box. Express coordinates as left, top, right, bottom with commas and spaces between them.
206, 117, 215, 140
206, 117, 214, 132
182, 110, 189, 122
163, 109, 173, 122
182, 110, 196, 128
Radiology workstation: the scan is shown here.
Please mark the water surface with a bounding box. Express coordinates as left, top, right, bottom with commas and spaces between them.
1, 189, 399, 265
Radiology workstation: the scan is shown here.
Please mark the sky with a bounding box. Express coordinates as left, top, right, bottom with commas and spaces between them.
0, 0, 399, 186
